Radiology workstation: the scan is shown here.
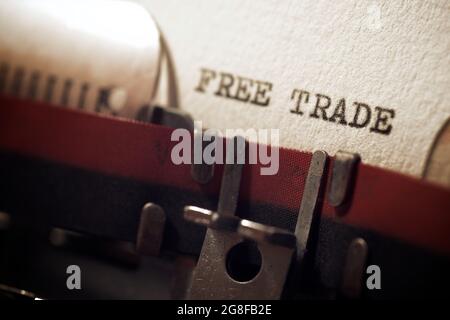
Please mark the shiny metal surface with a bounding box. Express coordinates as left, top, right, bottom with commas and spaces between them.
184, 206, 214, 227
184, 206, 296, 248
0, 283, 41, 300
238, 219, 296, 248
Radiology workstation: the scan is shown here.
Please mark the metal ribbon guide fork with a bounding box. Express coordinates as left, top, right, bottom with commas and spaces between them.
183, 137, 329, 299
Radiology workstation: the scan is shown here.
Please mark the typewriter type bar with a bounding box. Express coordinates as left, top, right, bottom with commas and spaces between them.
328, 151, 361, 208
295, 150, 327, 264
340, 237, 369, 299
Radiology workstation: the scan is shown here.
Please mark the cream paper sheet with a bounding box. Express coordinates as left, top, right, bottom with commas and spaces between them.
138, 0, 450, 177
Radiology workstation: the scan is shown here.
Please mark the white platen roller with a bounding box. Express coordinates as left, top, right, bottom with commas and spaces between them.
0, 0, 161, 118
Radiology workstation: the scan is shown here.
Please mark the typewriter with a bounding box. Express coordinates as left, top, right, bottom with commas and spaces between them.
0, 0, 449, 301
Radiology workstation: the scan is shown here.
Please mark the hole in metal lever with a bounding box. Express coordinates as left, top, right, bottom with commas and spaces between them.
226, 241, 262, 283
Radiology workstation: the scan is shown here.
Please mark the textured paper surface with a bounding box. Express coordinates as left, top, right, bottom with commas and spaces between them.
137, 0, 450, 177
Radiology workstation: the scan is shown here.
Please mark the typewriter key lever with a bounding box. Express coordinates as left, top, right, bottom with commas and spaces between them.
328, 150, 360, 208
184, 145, 328, 299
136, 203, 166, 257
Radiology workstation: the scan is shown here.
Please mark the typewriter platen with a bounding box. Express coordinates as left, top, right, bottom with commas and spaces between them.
0, 0, 449, 301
